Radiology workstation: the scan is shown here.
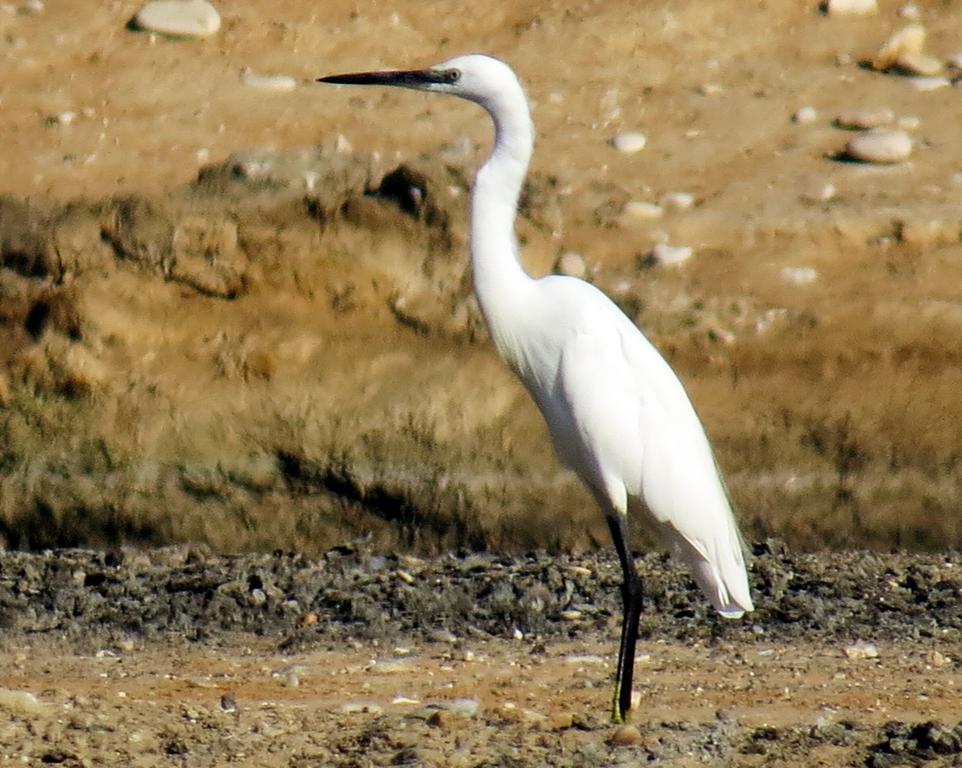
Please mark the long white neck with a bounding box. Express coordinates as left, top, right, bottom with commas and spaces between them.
470, 88, 535, 352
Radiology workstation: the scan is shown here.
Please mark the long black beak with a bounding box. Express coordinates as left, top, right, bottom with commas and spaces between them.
317, 69, 442, 88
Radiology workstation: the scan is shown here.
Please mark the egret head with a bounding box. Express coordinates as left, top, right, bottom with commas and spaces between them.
319, 54, 523, 112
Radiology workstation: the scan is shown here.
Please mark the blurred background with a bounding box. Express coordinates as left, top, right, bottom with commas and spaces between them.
1, 0, 961, 553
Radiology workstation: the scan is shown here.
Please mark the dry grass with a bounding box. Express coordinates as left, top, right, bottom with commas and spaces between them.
2, 140, 962, 555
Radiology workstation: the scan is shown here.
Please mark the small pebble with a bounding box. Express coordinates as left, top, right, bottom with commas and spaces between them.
395, 569, 415, 584
340, 701, 383, 714
926, 650, 951, 668
826, 0, 878, 15
548, 713, 574, 730
240, 70, 297, 92
648, 243, 693, 267
894, 51, 942, 76
661, 191, 695, 211
133, 0, 221, 37
698, 83, 724, 96
898, 3, 920, 19
428, 628, 457, 644
896, 115, 920, 130
621, 201, 663, 221
834, 107, 894, 130
49, 110, 77, 126
781, 266, 818, 285
556, 251, 587, 278
802, 182, 837, 203
610, 132, 647, 154
907, 76, 950, 92
873, 25, 926, 71
844, 640, 880, 659
21, 0, 43, 14
792, 106, 817, 125
373, 659, 411, 674
219, 693, 237, 712
560, 610, 583, 621
844, 129, 912, 164
948, 52, 962, 70
612, 724, 643, 746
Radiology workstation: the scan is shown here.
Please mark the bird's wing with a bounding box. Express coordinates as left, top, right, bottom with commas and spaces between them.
557, 317, 753, 616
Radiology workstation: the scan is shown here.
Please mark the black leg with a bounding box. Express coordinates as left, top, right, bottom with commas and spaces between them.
607, 513, 644, 723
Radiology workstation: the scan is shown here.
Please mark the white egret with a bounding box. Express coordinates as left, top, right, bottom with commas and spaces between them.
319, 54, 754, 723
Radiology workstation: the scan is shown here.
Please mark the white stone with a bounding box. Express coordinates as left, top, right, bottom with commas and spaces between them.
781, 266, 818, 285
50, 110, 76, 126
801, 182, 837, 203
948, 52, 962, 70
556, 251, 586, 278
240, 70, 297, 92
908, 76, 950, 92
826, 0, 877, 16
873, 25, 926, 71
792, 106, 817, 125
844, 641, 879, 660
895, 51, 942, 76
610, 131, 647, 154
661, 191, 695, 211
898, 3, 920, 19
621, 201, 663, 221
834, 108, 894, 130
699, 83, 724, 96
897, 115, 920, 130
845, 129, 912, 164
648, 243, 693, 267
134, 0, 221, 38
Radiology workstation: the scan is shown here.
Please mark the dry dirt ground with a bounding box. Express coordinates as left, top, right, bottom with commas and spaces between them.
3, 637, 961, 768
1, 545, 962, 767
2, 2, 962, 765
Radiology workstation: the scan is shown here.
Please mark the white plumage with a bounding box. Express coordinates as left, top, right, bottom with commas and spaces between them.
320, 53, 753, 722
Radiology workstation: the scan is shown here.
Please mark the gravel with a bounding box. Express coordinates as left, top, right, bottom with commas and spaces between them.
1, 541, 960, 648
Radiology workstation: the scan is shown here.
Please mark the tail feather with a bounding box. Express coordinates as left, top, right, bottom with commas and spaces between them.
661, 523, 754, 618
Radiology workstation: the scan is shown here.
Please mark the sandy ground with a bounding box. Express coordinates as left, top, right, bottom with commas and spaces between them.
1, 545, 962, 766
2, 636, 961, 767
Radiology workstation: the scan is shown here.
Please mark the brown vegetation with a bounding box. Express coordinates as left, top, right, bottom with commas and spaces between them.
1, 1, 962, 554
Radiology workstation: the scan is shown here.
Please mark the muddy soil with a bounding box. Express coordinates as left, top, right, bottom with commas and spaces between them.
2, 544, 962, 766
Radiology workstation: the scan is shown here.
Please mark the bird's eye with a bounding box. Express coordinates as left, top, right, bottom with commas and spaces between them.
444, 68, 461, 83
